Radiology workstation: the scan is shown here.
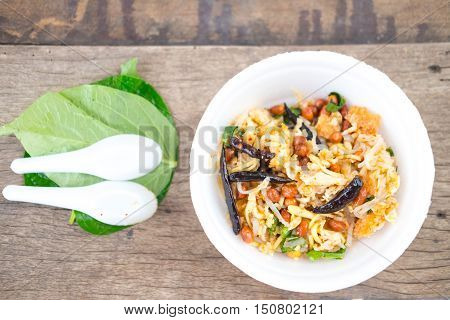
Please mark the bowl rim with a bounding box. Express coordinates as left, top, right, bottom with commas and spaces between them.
189, 50, 435, 293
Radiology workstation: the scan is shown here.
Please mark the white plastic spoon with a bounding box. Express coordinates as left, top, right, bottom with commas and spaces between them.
10, 134, 162, 181
2, 181, 157, 226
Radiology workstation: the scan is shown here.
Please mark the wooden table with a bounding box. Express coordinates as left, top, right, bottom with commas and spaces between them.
0, 43, 449, 299
0, 0, 448, 46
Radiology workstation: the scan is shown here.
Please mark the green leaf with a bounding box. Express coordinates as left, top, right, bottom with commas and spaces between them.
1, 86, 179, 194
2, 60, 178, 236
365, 195, 375, 202
386, 147, 394, 156
96, 74, 175, 127
326, 91, 346, 112
306, 248, 346, 261
290, 107, 301, 117
95, 63, 178, 199
73, 210, 129, 235
120, 58, 140, 78
326, 102, 342, 112
6, 87, 177, 233
23, 152, 58, 187
222, 126, 238, 147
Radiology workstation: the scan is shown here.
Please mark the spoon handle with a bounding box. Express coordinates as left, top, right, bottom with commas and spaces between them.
2, 185, 84, 211
10, 150, 86, 175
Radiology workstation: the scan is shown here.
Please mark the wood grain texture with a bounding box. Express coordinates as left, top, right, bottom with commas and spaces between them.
0, 0, 448, 46
0, 43, 449, 299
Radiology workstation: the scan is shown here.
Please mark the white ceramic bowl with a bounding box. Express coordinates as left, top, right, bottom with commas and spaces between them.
190, 51, 434, 293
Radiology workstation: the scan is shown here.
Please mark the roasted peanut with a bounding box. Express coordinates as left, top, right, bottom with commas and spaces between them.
225, 147, 235, 162
329, 131, 343, 143
281, 184, 298, 198
267, 187, 281, 203
240, 225, 254, 243
297, 219, 309, 237
269, 104, 286, 115
293, 135, 307, 148
325, 219, 347, 232
301, 106, 314, 121
280, 209, 291, 223
315, 98, 327, 108
295, 144, 309, 157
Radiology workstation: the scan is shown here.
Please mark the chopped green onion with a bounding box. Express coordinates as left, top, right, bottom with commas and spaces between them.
222, 126, 238, 147
365, 195, 375, 202
268, 216, 279, 235
306, 248, 346, 261
386, 147, 394, 156
290, 107, 301, 117
280, 226, 291, 239
281, 236, 307, 253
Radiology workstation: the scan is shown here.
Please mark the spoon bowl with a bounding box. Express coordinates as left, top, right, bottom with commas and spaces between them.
2, 181, 157, 226
11, 134, 162, 181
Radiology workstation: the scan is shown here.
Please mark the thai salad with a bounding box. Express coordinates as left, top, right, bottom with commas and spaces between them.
219, 92, 399, 260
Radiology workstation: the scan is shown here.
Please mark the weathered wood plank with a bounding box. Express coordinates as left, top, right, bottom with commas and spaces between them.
0, 0, 448, 46
0, 43, 449, 299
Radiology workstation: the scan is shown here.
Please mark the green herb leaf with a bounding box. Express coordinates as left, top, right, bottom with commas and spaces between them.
328, 92, 345, 105
386, 147, 394, 156
278, 225, 293, 251
280, 226, 292, 239
268, 216, 279, 235
23, 152, 58, 187
96, 74, 175, 126
74, 210, 129, 235
279, 228, 293, 252
326, 102, 342, 112
365, 195, 375, 202
222, 126, 238, 147
326, 92, 346, 112
290, 107, 300, 117
2, 59, 178, 236
306, 248, 346, 261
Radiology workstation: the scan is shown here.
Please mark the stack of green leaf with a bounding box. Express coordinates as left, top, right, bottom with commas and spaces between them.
0, 59, 178, 235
